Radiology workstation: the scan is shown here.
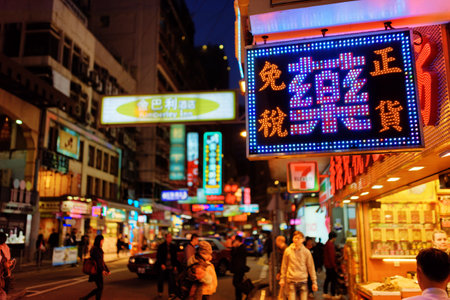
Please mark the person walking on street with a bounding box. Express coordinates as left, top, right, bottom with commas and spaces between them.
35, 234, 46, 266
48, 229, 59, 259
404, 248, 449, 300
231, 235, 249, 300
79, 234, 89, 263
187, 241, 218, 300
0, 232, 14, 295
312, 238, 324, 273
185, 234, 199, 266
116, 234, 123, 258
323, 231, 339, 299
279, 231, 318, 300
155, 233, 180, 298
79, 235, 110, 300
269, 235, 287, 298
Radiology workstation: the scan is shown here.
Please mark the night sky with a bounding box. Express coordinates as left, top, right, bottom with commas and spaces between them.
186, 0, 240, 90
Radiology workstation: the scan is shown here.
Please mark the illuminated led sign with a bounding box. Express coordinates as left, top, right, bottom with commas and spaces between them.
287, 161, 320, 193
187, 132, 199, 196
203, 132, 222, 195
101, 91, 236, 125
169, 125, 185, 180
239, 204, 259, 213
246, 29, 423, 158
161, 190, 188, 201
57, 127, 80, 159
191, 204, 223, 212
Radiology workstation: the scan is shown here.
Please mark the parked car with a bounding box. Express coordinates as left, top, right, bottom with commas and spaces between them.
127, 236, 231, 278
243, 236, 263, 256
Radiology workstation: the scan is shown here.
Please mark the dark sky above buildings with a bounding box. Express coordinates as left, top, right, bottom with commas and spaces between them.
186, 0, 240, 90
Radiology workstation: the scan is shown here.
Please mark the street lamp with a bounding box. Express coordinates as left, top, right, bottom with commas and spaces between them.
240, 130, 247, 138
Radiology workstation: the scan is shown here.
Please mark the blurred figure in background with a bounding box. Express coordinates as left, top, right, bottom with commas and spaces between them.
323, 232, 339, 299
432, 230, 448, 253
269, 235, 287, 298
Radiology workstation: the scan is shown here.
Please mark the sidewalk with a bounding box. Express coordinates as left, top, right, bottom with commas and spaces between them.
252, 269, 348, 300
13, 252, 129, 274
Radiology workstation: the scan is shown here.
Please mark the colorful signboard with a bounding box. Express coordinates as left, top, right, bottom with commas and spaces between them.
105, 208, 127, 222
161, 190, 188, 201
287, 161, 320, 193
100, 91, 236, 125
246, 29, 423, 158
187, 132, 199, 196
169, 125, 185, 180
191, 204, 223, 212
223, 205, 241, 217
203, 132, 222, 195
179, 188, 207, 204
239, 204, 259, 213
52, 246, 77, 266
57, 127, 80, 159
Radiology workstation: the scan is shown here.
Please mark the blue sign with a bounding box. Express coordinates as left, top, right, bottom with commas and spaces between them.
246, 29, 423, 158
203, 132, 223, 195
161, 190, 188, 201
239, 204, 259, 213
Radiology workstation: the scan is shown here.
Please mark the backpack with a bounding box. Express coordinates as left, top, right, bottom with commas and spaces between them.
175, 263, 202, 300
82, 257, 97, 275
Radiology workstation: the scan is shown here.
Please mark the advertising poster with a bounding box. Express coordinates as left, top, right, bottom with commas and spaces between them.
52, 246, 78, 266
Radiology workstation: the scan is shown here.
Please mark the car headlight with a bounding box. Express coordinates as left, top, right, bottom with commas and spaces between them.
129, 257, 136, 263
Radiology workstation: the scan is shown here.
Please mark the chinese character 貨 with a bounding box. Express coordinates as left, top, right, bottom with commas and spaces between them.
259, 61, 286, 91
258, 107, 288, 138
370, 47, 402, 76
375, 100, 403, 132
288, 52, 371, 135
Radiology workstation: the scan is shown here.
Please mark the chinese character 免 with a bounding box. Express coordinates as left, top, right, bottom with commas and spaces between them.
375, 100, 403, 132
258, 107, 288, 138
259, 61, 286, 91
288, 52, 371, 134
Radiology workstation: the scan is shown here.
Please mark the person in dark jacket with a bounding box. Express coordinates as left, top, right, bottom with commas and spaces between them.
35, 234, 45, 265
155, 233, 180, 298
231, 235, 249, 300
79, 235, 110, 300
323, 231, 338, 299
185, 234, 199, 266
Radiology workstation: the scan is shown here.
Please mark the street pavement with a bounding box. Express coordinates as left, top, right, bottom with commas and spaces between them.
8, 253, 344, 299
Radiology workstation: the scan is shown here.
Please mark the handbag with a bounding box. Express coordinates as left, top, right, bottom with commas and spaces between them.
82, 257, 97, 275
239, 276, 255, 295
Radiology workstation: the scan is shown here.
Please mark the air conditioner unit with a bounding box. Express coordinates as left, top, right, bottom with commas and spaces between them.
73, 103, 82, 118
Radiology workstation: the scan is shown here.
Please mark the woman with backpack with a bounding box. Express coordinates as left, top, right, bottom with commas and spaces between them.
187, 241, 217, 300
79, 235, 110, 300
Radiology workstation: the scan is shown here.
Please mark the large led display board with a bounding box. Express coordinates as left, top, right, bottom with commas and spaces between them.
101, 91, 236, 125
203, 132, 223, 195
246, 29, 424, 158
169, 125, 185, 180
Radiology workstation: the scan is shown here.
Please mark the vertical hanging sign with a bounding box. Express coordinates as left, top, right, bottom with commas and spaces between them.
187, 132, 199, 196
203, 132, 222, 195
169, 125, 185, 180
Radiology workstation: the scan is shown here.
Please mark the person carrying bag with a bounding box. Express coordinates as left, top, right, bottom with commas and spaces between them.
79, 235, 110, 300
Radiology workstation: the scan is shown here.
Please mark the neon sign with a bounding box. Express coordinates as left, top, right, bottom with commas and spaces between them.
187, 132, 199, 196
161, 190, 188, 201
246, 29, 424, 158
169, 125, 185, 180
203, 132, 222, 195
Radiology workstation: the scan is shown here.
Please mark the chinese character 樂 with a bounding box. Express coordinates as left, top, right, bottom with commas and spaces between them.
288, 52, 371, 134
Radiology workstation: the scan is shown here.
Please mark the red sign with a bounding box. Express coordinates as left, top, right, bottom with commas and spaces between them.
414, 34, 439, 126
330, 154, 385, 195
287, 161, 320, 193
206, 195, 225, 204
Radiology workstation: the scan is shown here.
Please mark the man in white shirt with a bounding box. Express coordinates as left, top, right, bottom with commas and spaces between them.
404, 248, 449, 300
279, 231, 318, 300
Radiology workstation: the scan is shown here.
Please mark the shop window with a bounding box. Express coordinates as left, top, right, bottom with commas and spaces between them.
95, 149, 102, 170
95, 178, 101, 196
23, 23, 60, 60
3, 23, 22, 57
78, 141, 84, 162
86, 175, 93, 195
110, 182, 117, 199
88, 145, 95, 167
62, 36, 72, 69
110, 156, 118, 176
103, 153, 109, 172
102, 180, 108, 199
